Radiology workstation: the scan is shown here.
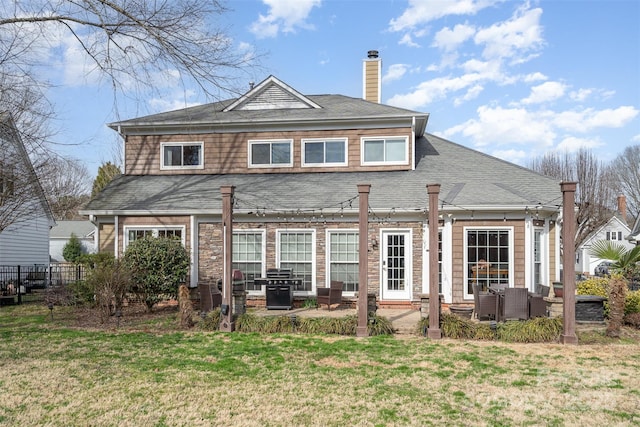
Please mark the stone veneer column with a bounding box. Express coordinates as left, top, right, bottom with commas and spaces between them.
357, 184, 371, 337
561, 182, 578, 344
427, 184, 442, 339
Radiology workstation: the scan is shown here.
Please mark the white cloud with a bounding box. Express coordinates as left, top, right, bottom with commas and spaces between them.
555, 136, 603, 152
523, 72, 547, 83
474, 5, 544, 61
432, 23, 476, 51
442, 105, 556, 148
388, 74, 485, 110
399, 33, 421, 48
389, 0, 503, 32
491, 148, 528, 164
632, 134, 640, 143
553, 106, 639, 132
521, 81, 567, 105
569, 88, 593, 102
454, 84, 484, 106
249, 0, 321, 39
382, 64, 409, 84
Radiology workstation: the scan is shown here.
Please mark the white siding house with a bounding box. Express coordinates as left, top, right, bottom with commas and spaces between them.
50, 220, 96, 262
0, 112, 55, 266
576, 215, 634, 276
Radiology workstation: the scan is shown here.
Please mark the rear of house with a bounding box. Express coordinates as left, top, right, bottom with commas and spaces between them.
82, 52, 563, 307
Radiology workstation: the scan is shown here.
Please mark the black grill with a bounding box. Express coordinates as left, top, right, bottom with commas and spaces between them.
255, 268, 301, 310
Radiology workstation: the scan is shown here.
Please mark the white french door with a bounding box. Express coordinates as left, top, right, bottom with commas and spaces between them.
380, 230, 412, 300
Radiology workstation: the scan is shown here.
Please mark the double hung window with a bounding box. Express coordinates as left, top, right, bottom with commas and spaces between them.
327, 231, 359, 292
302, 138, 347, 166
278, 231, 314, 292
233, 231, 265, 291
161, 142, 203, 169
249, 140, 292, 167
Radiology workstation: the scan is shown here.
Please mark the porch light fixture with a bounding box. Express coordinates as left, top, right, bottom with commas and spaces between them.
371, 237, 379, 250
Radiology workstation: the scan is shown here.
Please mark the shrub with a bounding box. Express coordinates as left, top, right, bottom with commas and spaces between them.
440, 312, 475, 339
65, 280, 95, 305
576, 277, 608, 297
624, 290, 640, 315
122, 237, 190, 311
62, 233, 84, 263
234, 313, 394, 336
623, 312, 640, 328
198, 308, 221, 331
85, 260, 131, 323
497, 317, 562, 343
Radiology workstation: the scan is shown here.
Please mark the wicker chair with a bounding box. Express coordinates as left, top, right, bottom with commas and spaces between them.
528, 284, 549, 318
473, 283, 497, 320
317, 281, 343, 311
501, 287, 529, 321
198, 282, 222, 313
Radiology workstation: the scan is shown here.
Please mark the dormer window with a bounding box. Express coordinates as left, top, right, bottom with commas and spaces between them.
161, 142, 203, 170
249, 139, 293, 168
302, 138, 348, 167
361, 136, 408, 165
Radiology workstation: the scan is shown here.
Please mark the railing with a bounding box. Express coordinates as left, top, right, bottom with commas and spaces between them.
0, 264, 87, 304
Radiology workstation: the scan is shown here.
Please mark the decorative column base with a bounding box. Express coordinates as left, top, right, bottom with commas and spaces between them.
356, 326, 368, 337
219, 319, 235, 332
427, 328, 442, 339
560, 334, 578, 344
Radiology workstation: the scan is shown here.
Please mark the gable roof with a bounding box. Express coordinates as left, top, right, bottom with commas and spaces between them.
108, 76, 429, 137
580, 215, 632, 247
50, 220, 95, 239
82, 134, 561, 216
629, 215, 640, 243
0, 112, 55, 227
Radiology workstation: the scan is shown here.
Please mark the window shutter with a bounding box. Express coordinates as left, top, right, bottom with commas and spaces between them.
606, 232, 611, 240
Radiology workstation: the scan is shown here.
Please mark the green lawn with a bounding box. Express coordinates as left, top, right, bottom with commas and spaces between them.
1, 304, 639, 426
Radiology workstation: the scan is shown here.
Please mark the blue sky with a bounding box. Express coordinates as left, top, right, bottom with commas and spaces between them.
48, 0, 640, 179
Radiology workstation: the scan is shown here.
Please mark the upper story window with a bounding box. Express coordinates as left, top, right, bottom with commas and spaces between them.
302, 138, 348, 167
606, 231, 623, 241
161, 142, 203, 170
249, 139, 292, 168
361, 136, 408, 165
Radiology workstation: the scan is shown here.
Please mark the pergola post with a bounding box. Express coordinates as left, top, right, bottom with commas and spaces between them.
427, 184, 442, 339
560, 182, 578, 344
356, 184, 371, 337
219, 185, 235, 332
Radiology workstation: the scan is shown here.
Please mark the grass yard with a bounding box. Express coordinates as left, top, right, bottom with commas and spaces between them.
0, 304, 639, 426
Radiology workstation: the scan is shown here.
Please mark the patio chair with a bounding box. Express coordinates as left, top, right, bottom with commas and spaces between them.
317, 281, 343, 311
473, 283, 497, 320
501, 287, 529, 321
529, 293, 547, 318
198, 282, 222, 313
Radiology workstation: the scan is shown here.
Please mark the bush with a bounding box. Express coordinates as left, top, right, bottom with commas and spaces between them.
123, 237, 190, 311
624, 290, 640, 315
497, 317, 562, 343
85, 261, 131, 323
623, 312, 640, 328
576, 277, 608, 297
62, 233, 84, 263
234, 313, 394, 336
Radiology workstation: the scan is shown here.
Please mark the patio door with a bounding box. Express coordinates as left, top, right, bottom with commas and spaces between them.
381, 230, 412, 300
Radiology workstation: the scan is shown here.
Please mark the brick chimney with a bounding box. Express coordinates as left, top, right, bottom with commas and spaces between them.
617, 194, 627, 223
363, 50, 381, 103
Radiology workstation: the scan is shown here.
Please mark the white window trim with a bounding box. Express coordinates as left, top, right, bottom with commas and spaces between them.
160, 141, 204, 170
276, 229, 316, 295
233, 229, 267, 296
463, 226, 514, 300
325, 228, 359, 297
123, 225, 186, 250
301, 138, 348, 167
248, 139, 293, 168
360, 136, 409, 166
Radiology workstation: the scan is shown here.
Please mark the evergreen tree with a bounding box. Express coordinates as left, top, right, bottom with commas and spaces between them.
62, 233, 84, 263
91, 162, 121, 197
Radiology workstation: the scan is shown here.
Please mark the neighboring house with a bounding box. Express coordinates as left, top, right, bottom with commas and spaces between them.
81, 51, 564, 306
576, 195, 635, 276
628, 215, 640, 245
49, 220, 96, 262
0, 112, 55, 266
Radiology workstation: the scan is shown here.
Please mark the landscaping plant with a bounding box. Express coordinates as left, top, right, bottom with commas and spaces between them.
123, 236, 190, 311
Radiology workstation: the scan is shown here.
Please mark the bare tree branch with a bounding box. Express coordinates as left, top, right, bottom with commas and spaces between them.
611, 144, 640, 221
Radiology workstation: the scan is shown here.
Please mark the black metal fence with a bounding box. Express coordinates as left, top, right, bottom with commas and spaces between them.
0, 264, 87, 304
